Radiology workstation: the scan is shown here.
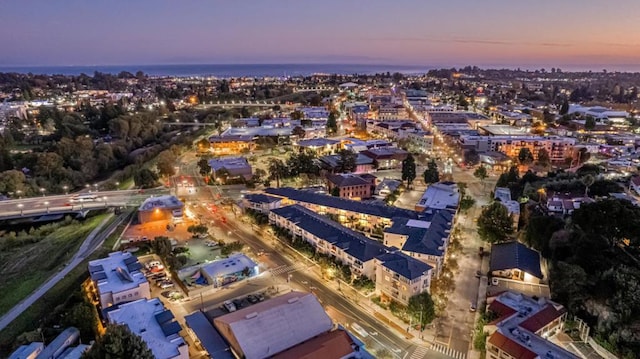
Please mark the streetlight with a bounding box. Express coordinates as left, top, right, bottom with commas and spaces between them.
16, 190, 22, 199
40, 188, 46, 197
115, 181, 120, 189
17, 203, 23, 215
62, 185, 68, 195
103, 196, 108, 206
93, 184, 99, 192
44, 201, 50, 213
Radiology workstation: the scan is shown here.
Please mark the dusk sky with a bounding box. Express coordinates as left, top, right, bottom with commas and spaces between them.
2, 0, 640, 69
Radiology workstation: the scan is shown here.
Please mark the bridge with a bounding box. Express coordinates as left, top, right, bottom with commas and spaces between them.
194, 100, 297, 109
0, 189, 169, 221
293, 86, 335, 93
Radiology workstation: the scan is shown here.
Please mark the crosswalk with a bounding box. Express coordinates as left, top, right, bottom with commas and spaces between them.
409, 345, 429, 359
270, 262, 308, 276
430, 343, 466, 359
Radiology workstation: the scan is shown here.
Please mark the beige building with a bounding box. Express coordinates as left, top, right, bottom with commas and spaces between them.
374, 250, 432, 305
88, 251, 150, 309
137, 195, 184, 224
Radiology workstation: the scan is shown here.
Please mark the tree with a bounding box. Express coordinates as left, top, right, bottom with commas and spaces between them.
517, 148, 534, 166
268, 158, 288, 187
331, 186, 341, 197
581, 174, 595, 197
326, 111, 339, 135
401, 153, 417, 187
477, 202, 514, 243
572, 198, 640, 247
196, 138, 210, 152
63, 301, 98, 338
187, 224, 208, 236
336, 149, 357, 173
537, 148, 551, 169
156, 150, 177, 177
291, 125, 306, 139
459, 196, 476, 212
407, 292, 436, 329
83, 324, 154, 359
253, 168, 267, 183
0, 170, 28, 195
559, 99, 570, 116
584, 116, 596, 130
151, 236, 173, 259
290, 110, 304, 121
133, 168, 158, 188
549, 261, 588, 312
197, 158, 210, 176
524, 214, 564, 255
463, 149, 480, 166
473, 166, 488, 189
423, 160, 440, 184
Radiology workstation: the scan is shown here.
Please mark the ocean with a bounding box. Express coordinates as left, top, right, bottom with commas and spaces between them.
0, 63, 430, 78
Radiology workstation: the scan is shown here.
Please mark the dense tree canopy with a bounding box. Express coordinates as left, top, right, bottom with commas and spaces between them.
401, 153, 417, 187
477, 202, 514, 243
83, 324, 154, 359
423, 160, 440, 184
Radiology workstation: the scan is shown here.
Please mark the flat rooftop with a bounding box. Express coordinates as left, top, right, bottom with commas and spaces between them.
139, 195, 183, 211
107, 298, 186, 359
88, 252, 147, 297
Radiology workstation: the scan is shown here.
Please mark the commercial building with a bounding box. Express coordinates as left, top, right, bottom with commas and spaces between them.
10, 342, 44, 359
208, 157, 253, 181
272, 328, 370, 359
360, 148, 409, 169
138, 195, 184, 224
374, 250, 432, 305
414, 182, 460, 212
241, 193, 283, 214
200, 253, 259, 288
319, 153, 376, 174
208, 135, 256, 155
32, 327, 87, 359
568, 105, 629, 123
213, 291, 334, 359
88, 251, 150, 309
490, 242, 543, 283
459, 135, 576, 162
184, 311, 233, 359
406, 131, 434, 154
106, 298, 188, 359
294, 138, 341, 154
377, 104, 408, 120
485, 291, 578, 359
326, 173, 376, 199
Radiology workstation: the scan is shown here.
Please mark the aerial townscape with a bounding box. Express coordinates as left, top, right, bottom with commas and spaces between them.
1, 2, 640, 359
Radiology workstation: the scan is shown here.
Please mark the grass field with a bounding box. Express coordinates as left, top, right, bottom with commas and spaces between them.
0, 214, 108, 316
0, 213, 125, 356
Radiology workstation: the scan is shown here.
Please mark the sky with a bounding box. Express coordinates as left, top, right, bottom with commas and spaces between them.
1, 0, 640, 70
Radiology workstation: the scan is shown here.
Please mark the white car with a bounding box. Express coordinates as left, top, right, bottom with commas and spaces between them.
223, 300, 237, 313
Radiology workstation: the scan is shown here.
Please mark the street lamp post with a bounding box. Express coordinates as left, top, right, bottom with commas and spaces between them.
62, 185, 68, 195
40, 188, 46, 197
44, 201, 50, 213
103, 196, 108, 207
16, 190, 22, 199
17, 203, 23, 215
93, 184, 99, 192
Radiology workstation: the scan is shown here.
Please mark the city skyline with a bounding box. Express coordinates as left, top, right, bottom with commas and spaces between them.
2, 0, 640, 70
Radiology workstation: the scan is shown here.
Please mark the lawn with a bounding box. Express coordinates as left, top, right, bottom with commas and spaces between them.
0, 214, 108, 316
0, 212, 126, 357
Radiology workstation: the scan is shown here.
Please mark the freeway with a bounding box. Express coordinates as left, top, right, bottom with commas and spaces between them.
0, 190, 167, 219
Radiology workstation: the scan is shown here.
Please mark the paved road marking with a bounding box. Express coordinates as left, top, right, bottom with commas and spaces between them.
270, 262, 307, 275
430, 343, 466, 359
409, 345, 429, 359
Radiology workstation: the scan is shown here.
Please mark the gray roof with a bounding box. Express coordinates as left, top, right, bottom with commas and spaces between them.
375, 251, 432, 280
185, 311, 233, 359
326, 174, 372, 187
387, 211, 455, 256
243, 193, 282, 204
265, 187, 426, 221
490, 242, 543, 278
270, 205, 387, 262
318, 153, 374, 168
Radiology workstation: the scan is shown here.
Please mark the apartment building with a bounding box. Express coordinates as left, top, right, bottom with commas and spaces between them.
406, 131, 434, 154
377, 104, 408, 120
374, 250, 432, 305
484, 291, 578, 359
326, 173, 376, 199
459, 135, 576, 162
88, 251, 150, 309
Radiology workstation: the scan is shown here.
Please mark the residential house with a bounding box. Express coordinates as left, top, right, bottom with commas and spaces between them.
414, 182, 460, 212
490, 242, 543, 283
241, 193, 283, 214
319, 153, 376, 174
208, 157, 253, 181
361, 148, 409, 170
374, 250, 432, 305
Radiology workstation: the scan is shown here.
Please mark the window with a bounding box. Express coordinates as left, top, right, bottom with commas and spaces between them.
385, 276, 390, 281
128, 294, 133, 298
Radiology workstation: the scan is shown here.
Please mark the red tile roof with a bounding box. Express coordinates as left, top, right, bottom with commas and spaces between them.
271, 330, 355, 359
488, 332, 537, 359
487, 300, 517, 325
519, 304, 566, 333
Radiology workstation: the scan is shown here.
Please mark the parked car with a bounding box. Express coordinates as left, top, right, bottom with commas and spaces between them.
160, 281, 174, 289
233, 299, 244, 309
223, 300, 236, 313
247, 295, 259, 304
256, 293, 265, 301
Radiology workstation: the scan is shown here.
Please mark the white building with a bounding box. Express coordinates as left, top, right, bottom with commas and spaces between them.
568, 105, 629, 123
414, 182, 460, 212
459, 135, 576, 162
88, 251, 150, 309
406, 131, 434, 154
213, 291, 333, 359
106, 298, 188, 359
